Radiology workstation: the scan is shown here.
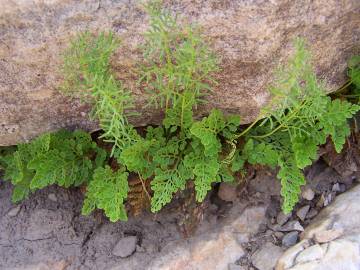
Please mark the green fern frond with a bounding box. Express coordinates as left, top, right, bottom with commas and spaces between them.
82, 166, 129, 222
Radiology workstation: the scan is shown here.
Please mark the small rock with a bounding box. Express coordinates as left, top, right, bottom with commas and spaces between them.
112, 236, 138, 258
276, 212, 292, 226
296, 205, 310, 221
306, 208, 318, 219
48, 193, 57, 202
314, 228, 344, 243
282, 231, 298, 247
332, 183, 340, 192
295, 244, 324, 264
302, 187, 315, 201
339, 183, 346, 193
7, 205, 21, 217
228, 263, 245, 270
316, 194, 325, 208
218, 182, 237, 202
323, 193, 334, 207
280, 221, 304, 232
274, 231, 284, 239
252, 242, 283, 270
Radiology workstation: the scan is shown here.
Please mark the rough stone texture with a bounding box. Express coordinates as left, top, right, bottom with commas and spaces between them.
1, 0, 360, 145
251, 242, 284, 270
282, 231, 299, 248
276, 184, 360, 270
148, 205, 267, 270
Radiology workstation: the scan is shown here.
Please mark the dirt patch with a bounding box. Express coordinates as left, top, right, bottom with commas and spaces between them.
0, 181, 185, 269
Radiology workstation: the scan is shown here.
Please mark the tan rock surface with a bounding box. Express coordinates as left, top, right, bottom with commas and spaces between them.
1, 0, 359, 145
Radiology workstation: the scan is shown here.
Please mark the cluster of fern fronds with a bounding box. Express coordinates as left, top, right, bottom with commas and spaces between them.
1, 2, 359, 221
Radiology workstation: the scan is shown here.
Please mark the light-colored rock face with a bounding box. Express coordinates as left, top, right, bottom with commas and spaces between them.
1, 0, 359, 145
276, 184, 360, 270
148, 205, 266, 270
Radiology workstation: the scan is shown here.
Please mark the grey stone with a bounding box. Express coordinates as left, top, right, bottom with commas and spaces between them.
280, 221, 304, 232
301, 187, 315, 201
112, 236, 138, 258
296, 205, 310, 222
339, 183, 346, 193
218, 182, 237, 202
1, 0, 358, 146
7, 205, 21, 217
332, 183, 340, 192
252, 242, 283, 270
274, 231, 285, 239
48, 193, 57, 202
277, 185, 360, 270
282, 232, 299, 247
306, 209, 318, 220
277, 212, 292, 226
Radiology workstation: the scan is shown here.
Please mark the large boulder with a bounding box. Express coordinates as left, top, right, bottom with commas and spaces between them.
1, 0, 359, 145
276, 184, 360, 270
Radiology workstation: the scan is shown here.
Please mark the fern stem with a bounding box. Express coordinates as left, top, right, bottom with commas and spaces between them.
234, 115, 262, 138
251, 101, 307, 139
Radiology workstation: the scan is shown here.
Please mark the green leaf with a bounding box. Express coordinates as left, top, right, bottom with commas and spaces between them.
190, 109, 225, 157
150, 162, 191, 212
243, 139, 279, 168
348, 55, 360, 89
292, 136, 318, 169
231, 150, 245, 172
278, 158, 306, 214
120, 138, 154, 178
82, 166, 129, 222
193, 157, 220, 201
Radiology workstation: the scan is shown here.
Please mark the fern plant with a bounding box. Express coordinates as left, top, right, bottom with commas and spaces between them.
0, 130, 107, 202
62, 31, 137, 155
229, 39, 360, 212
2, 1, 359, 222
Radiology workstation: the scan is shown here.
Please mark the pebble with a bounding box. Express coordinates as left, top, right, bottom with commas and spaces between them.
7, 205, 21, 217
295, 244, 324, 264
282, 231, 299, 247
274, 231, 284, 239
296, 205, 310, 221
302, 187, 315, 201
316, 194, 325, 208
306, 208, 318, 219
112, 236, 138, 258
48, 193, 57, 202
314, 228, 344, 243
332, 183, 340, 192
323, 193, 334, 207
218, 182, 237, 202
276, 212, 292, 226
251, 242, 283, 270
280, 221, 304, 232
339, 183, 346, 193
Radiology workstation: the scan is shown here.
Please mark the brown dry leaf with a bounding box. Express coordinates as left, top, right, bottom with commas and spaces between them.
127, 174, 151, 217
